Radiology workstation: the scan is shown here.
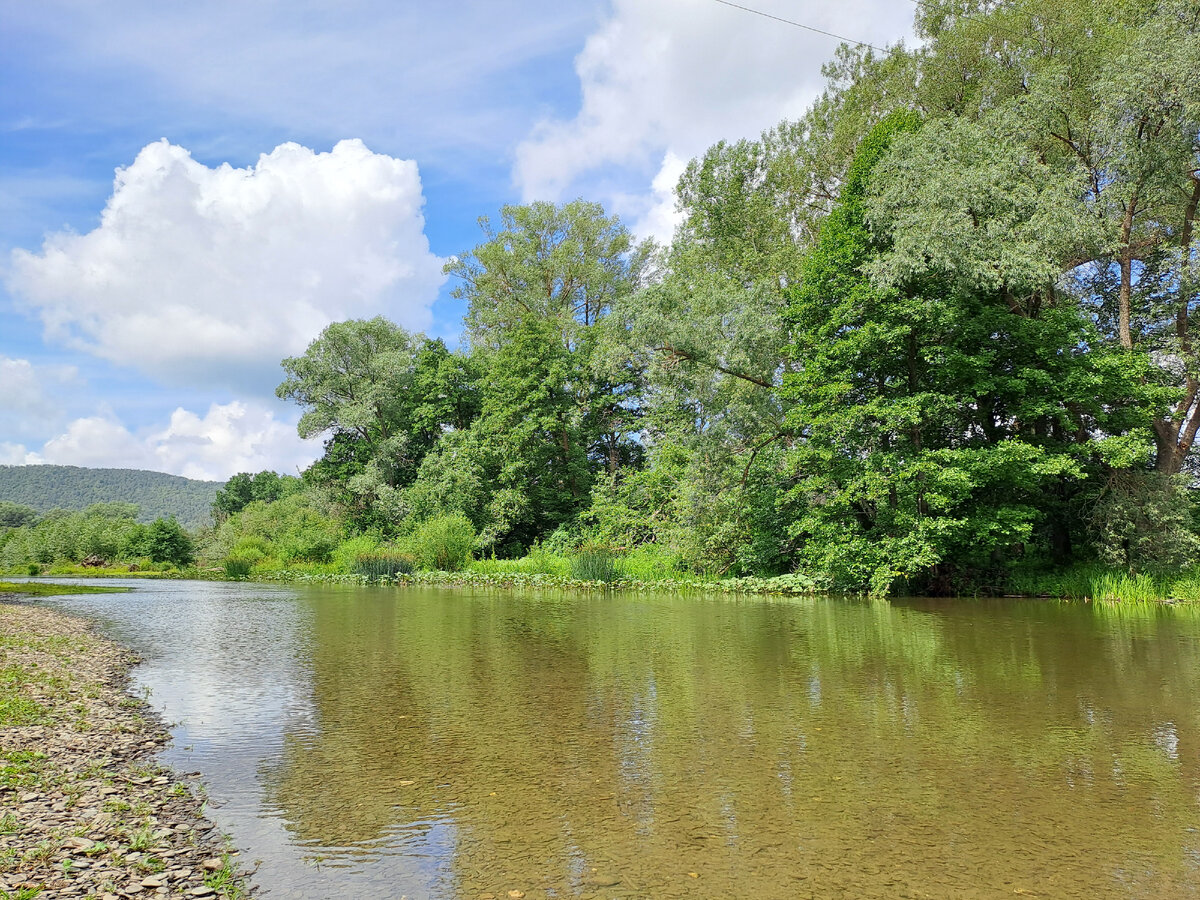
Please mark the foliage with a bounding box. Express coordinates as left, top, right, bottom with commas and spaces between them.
0, 504, 194, 571
0, 465, 221, 528
569, 548, 619, 583
278, 319, 479, 533
1088, 472, 1200, 574
223, 557, 254, 579
137, 518, 195, 566
200, 491, 342, 566
213, 470, 298, 519
407, 514, 476, 572
351, 552, 414, 581
0, 502, 37, 529
781, 111, 1157, 595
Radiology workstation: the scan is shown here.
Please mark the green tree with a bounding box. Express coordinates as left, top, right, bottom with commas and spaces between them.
135, 517, 195, 566
0, 502, 38, 529
782, 112, 1156, 594
278, 319, 479, 531
435, 201, 650, 551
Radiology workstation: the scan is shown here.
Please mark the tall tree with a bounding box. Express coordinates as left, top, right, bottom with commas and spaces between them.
782, 112, 1156, 594
278, 318, 479, 531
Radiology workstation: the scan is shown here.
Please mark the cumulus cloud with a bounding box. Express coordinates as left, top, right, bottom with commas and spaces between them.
0, 356, 79, 414
513, 0, 914, 238
38, 401, 321, 481
8, 139, 445, 392
0, 443, 42, 466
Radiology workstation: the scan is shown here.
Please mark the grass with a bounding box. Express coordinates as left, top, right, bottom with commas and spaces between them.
0, 581, 129, 596
352, 552, 414, 581
1005, 563, 1200, 602
570, 548, 620, 582
223, 557, 254, 579
204, 853, 249, 899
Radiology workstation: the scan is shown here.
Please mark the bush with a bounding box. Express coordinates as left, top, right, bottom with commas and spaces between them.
409, 514, 476, 572
618, 544, 683, 580
352, 552, 414, 580
141, 518, 195, 566
570, 548, 619, 582
224, 557, 254, 579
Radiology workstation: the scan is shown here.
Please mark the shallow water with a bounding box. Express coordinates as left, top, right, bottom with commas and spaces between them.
32, 580, 1200, 898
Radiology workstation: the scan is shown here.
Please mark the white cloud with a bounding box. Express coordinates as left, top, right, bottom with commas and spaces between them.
0, 356, 82, 445
38, 401, 321, 482
0, 443, 42, 466
8, 139, 445, 393
635, 151, 689, 245
513, 0, 914, 237
0, 356, 78, 414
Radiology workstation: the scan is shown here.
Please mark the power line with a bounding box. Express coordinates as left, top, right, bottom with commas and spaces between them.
708, 0, 887, 52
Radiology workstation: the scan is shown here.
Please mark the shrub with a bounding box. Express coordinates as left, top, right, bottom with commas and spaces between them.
570, 548, 619, 582
410, 514, 476, 572
352, 552, 414, 580
142, 518, 195, 566
618, 544, 683, 580
224, 558, 254, 579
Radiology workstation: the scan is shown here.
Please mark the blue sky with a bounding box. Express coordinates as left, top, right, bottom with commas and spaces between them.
0, 0, 913, 480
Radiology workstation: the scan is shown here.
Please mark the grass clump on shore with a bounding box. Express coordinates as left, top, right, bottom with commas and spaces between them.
1004, 564, 1200, 603
352, 552, 414, 581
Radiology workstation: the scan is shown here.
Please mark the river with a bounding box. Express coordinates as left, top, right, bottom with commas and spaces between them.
32, 579, 1200, 898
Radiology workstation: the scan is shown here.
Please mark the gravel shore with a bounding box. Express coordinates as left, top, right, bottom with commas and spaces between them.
0, 598, 254, 899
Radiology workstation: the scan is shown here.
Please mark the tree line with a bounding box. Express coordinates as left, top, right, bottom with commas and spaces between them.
8, 0, 1199, 596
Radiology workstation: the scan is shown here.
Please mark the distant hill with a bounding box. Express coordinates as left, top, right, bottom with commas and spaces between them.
0, 465, 224, 529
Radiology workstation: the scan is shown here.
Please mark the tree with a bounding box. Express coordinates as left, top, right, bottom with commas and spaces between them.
278, 319, 479, 532
0, 502, 38, 529
213, 471, 297, 520
896, 0, 1200, 473
139, 517, 195, 566
436, 201, 651, 551
781, 112, 1156, 594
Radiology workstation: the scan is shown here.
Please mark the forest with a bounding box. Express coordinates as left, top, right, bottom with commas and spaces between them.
0, 465, 221, 528
5, 0, 1200, 598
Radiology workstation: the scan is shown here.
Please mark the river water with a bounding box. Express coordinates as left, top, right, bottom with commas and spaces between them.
31, 579, 1200, 898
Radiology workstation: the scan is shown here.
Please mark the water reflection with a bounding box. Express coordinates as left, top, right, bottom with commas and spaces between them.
39, 584, 1200, 898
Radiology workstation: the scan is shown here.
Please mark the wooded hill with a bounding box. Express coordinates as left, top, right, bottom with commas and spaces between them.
0, 465, 222, 529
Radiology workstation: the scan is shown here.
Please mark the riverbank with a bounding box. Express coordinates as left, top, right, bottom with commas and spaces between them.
0, 598, 252, 899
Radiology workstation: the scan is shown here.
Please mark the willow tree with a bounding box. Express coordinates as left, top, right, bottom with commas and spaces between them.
277, 317, 478, 531
901, 0, 1200, 474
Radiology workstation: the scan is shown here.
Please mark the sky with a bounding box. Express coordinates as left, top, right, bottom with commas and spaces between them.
0, 0, 915, 481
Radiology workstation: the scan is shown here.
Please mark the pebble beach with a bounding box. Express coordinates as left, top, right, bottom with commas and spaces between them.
0, 598, 253, 899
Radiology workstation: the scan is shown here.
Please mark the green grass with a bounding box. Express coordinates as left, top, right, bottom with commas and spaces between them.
204, 853, 249, 899
0, 581, 130, 596
0, 750, 48, 789
570, 548, 620, 582
0, 667, 51, 726
1006, 563, 1200, 602
351, 552, 414, 581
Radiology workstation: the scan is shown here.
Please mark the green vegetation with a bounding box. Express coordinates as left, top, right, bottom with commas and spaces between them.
0, 582, 129, 597
0, 466, 221, 528
0, 505, 195, 575
6, 1, 1200, 601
